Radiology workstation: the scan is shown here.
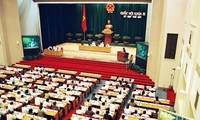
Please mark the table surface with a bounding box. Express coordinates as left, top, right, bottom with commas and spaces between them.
0, 90, 5, 95
0, 70, 15, 75
44, 68, 55, 72
57, 69, 77, 75
14, 64, 31, 69
79, 45, 111, 53
79, 72, 102, 78
134, 100, 170, 111
14, 111, 47, 120
23, 105, 58, 117
76, 76, 98, 83
0, 84, 15, 91
0, 74, 6, 78
110, 76, 134, 82
71, 114, 99, 120
135, 96, 170, 105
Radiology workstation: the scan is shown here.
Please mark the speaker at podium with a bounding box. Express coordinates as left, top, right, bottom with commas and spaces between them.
124, 52, 129, 59
117, 51, 129, 62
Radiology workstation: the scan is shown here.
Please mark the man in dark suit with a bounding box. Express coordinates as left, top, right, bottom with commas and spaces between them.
103, 110, 113, 120
123, 50, 129, 67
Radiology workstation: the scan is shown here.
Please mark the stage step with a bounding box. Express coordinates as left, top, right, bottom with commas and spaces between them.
19, 56, 154, 86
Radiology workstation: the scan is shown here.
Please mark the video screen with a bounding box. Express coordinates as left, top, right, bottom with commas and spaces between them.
136, 42, 148, 60
22, 36, 39, 49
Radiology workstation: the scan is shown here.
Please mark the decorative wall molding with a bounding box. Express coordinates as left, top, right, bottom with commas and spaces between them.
186, 47, 192, 59
190, 23, 197, 28
182, 38, 184, 44
196, 63, 200, 77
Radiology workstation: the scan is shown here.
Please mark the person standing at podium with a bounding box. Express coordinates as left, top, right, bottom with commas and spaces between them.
102, 20, 113, 45
122, 47, 126, 53
122, 47, 128, 61
102, 20, 113, 35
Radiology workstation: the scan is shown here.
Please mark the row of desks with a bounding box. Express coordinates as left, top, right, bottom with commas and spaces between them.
36, 68, 102, 79
116, 83, 170, 120
119, 113, 157, 120
70, 80, 132, 120
1, 64, 102, 79
0, 64, 102, 120
1, 64, 149, 120
135, 96, 170, 105
129, 85, 170, 111
13, 111, 47, 120
0, 65, 141, 83
22, 105, 59, 120
134, 100, 170, 111
14, 64, 31, 69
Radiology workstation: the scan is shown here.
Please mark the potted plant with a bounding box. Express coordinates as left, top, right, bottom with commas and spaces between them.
27, 55, 33, 61
65, 33, 73, 41
134, 36, 143, 43
131, 64, 140, 72
122, 36, 131, 45
139, 68, 146, 75
37, 53, 43, 58
86, 34, 93, 42
95, 34, 104, 43
113, 34, 121, 44
23, 56, 28, 61
75, 33, 83, 42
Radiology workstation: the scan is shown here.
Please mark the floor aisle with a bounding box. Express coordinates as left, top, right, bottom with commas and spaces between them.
83, 80, 106, 102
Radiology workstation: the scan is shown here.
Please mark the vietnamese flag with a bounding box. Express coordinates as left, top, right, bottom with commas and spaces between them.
82, 4, 87, 33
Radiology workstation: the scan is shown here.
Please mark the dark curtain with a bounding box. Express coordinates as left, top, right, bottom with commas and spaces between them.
39, 4, 148, 49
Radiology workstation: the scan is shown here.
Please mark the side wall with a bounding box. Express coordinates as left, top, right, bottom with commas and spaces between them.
148, 0, 200, 119
0, 0, 23, 66
174, 0, 200, 119
17, 0, 40, 35
146, 0, 164, 87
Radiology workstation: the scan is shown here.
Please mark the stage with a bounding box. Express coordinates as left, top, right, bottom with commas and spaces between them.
57, 42, 136, 63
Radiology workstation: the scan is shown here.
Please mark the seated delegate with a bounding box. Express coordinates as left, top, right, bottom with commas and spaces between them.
105, 43, 110, 48
47, 46, 59, 51
99, 42, 104, 47
90, 41, 96, 46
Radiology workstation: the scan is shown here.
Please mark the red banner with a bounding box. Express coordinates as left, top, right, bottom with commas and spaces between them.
82, 4, 87, 33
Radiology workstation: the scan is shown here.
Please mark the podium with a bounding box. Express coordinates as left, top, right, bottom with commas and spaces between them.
117, 51, 129, 62
79, 45, 111, 53
104, 34, 112, 45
